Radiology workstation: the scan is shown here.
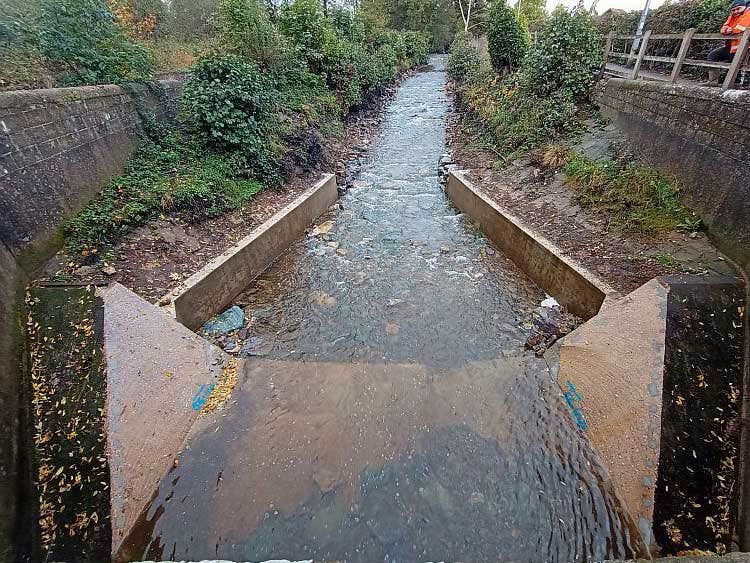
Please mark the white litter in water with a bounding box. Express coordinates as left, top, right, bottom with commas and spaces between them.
541, 296, 560, 308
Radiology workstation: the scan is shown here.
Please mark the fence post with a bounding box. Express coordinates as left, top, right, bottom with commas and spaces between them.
723, 29, 750, 89
671, 28, 695, 83
631, 30, 652, 79
601, 31, 614, 75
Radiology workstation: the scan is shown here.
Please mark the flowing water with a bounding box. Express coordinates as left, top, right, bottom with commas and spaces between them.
128, 56, 639, 562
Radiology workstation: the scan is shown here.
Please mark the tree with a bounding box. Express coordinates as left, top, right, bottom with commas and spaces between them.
486, 0, 527, 71
457, 0, 478, 31
34, 0, 153, 85
515, 0, 545, 31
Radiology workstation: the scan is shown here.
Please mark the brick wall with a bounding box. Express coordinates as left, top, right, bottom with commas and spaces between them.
0, 80, 179, 562
0, 80, 180, 258
594, 78, 750, 270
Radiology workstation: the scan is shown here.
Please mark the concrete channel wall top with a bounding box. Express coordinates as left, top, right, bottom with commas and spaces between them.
168, 174, 338, 331
444, 171, 616, 319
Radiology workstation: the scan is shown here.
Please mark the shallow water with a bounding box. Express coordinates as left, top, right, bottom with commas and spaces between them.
128, 56, 639, 562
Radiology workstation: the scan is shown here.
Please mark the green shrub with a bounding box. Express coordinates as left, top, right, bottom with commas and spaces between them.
400, 30, 430, 66
447, 31, 481, 82
521, 7, 601, 99
218, 0, 292, 69
486, 0, 528, 72
278, 0, 327, 69
64, 133, 263, 251
564, 153, 696, 235
372, 44, 398, 87
34, 0, 153, 85
180, 54, 278, 175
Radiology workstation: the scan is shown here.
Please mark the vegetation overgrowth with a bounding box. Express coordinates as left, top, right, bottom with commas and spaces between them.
448, 3, 700, 237
449, 7, 601, 162
562, 152, 699, 235
59, 0, 431, 254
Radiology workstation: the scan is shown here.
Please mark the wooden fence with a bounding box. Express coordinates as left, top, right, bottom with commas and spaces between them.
601, 28, 750, 90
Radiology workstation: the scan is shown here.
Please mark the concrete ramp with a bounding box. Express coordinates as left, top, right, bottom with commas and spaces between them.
559, 279, 668, 546
100, 283, 238, 556
559, 275, 745, 551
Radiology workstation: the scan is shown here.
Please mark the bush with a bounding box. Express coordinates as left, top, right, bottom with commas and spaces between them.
520, 8, 601, 99
447, 31, 481, 82
64, 134, 263, 251
217, 0, 292, 69
34, 0, 153, 85
486, 0, 528, 72
278, 0, 327, 69
180, 55, 278, 175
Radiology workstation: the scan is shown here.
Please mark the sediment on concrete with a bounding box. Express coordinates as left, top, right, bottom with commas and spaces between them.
445, 171, 616, 319
169, 174, 338, 331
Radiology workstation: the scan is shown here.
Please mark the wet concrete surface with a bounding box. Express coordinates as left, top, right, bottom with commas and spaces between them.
124, 56, 641, 562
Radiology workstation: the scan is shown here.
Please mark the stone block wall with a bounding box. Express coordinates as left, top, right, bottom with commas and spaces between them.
0, 80, 180, 562
0, 80, 180, 257
594, 78, 750, 270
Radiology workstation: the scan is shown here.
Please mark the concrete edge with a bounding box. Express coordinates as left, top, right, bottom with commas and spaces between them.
99, 282, 243, 556
166, 174, 338, 331
445, 171, 617, 319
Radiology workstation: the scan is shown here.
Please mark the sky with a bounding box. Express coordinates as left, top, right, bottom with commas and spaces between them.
537, 0, 666, 15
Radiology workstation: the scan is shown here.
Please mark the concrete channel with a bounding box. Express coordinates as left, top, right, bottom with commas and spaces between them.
20, 55, 748, 562
110, 55, 642, 562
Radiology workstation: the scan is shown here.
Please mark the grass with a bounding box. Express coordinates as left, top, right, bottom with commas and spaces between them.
64, 131, 263, 253
563, 152, 699, 237
652, 252, 680, 268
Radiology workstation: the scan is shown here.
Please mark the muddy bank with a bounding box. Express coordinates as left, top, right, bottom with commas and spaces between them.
38, 76, 409, 304
445, 111, 738, 295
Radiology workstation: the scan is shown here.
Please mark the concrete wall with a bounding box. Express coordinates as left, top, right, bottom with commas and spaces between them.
445, 171, 616, 319
0, 80, 180, 562
0, 80, 180, 258
171, 174, 339, 330
594, 78, 750, 271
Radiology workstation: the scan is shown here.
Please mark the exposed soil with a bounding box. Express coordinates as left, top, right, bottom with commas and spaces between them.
39, 76, 410, 303
445, 103, 739, 295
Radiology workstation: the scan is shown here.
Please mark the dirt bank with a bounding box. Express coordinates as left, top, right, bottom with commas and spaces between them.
445, 109, 738, 295
38, 78, 407, 303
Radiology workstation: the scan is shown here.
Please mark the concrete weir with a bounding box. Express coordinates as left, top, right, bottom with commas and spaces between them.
444, 171, 616, 320
443, 170, 746, 551
167, 174, 338, 330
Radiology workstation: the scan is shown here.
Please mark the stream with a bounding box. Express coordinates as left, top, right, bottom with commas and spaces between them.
129, 55, 640, 563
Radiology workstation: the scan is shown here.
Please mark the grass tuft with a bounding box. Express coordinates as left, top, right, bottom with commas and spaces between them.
563, 152, 699, 237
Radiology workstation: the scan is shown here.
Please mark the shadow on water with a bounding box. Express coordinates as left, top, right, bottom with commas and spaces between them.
121, 56, 642, 562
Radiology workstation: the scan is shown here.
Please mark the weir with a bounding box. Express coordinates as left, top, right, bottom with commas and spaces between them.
117, 56, 640, 561
10, 56, 748, 562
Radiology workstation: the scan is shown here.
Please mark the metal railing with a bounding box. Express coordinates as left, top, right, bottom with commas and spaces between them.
601, 28, 750, 90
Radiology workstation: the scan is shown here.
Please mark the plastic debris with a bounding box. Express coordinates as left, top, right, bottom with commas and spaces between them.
541, 296, 560, 308
202, 305, 245, 335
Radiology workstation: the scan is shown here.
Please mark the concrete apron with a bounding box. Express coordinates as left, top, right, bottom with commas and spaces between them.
444, 171, 746, 553
97, 175, 338, 558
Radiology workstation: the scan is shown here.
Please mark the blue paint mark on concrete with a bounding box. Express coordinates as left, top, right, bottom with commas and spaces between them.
563, 381, 587, 430
192, 383, 215, 410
